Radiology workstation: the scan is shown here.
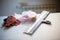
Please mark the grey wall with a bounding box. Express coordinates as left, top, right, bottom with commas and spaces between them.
0, 0, 58, 16
0, 0, 18, 16
0, 0, 1, 14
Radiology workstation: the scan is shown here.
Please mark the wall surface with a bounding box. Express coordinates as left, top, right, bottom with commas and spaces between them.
0, 0, 58, 16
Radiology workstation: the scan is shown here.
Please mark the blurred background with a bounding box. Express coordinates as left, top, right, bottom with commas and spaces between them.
0, 0, 60, 16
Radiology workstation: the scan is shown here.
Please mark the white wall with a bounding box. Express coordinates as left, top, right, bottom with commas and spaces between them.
0, 0, 57, 16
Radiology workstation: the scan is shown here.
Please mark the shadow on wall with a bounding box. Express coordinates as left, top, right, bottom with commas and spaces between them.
56, 0, 60, 12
